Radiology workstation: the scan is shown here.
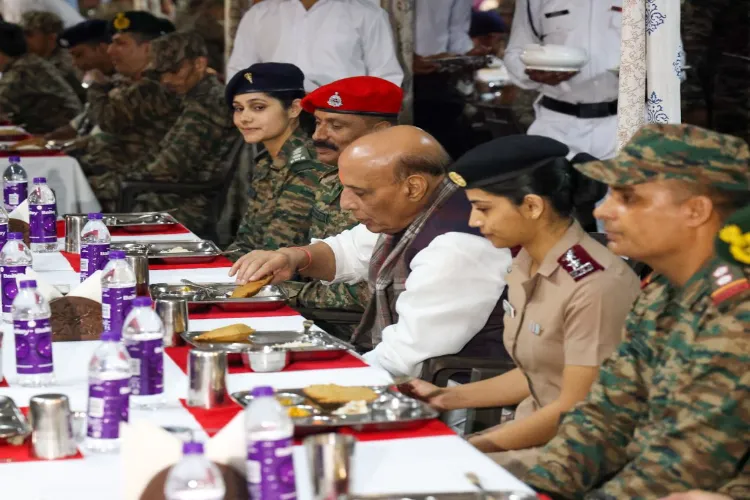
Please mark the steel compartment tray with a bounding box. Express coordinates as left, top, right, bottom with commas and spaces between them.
113, 240, 220, 264
0, 396, 31, 446
231, 387, 440, 435
102, 212, 180, 233
149, 282, 287, 312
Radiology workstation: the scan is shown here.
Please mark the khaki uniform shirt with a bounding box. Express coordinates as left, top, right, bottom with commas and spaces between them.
503, 221, 640, 420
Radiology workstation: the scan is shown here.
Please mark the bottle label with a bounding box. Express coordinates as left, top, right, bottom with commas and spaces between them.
3, 182, 27, 211
247, 437, 297, 500
87, 377, 130, 439
102, 285, 136, 334
80, 242, 110, 281
14, 318, 53, 374
1, 265, 29, 314
29, 203, 57, 244
125, 338, 163, 396
0, 222, 7, 249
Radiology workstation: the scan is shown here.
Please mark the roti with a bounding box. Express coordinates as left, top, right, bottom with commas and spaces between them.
303, 384, 379, 404
231, 276, 273, 299
193, 324, 255, 343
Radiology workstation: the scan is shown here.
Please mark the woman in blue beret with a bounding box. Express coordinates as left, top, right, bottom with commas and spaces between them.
401, 135, 640, 473
224, 62, 328, 257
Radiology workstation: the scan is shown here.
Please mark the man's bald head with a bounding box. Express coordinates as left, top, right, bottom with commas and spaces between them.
338, 126, 451, 234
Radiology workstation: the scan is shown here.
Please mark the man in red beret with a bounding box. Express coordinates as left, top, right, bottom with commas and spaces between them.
231, 75, 402, 339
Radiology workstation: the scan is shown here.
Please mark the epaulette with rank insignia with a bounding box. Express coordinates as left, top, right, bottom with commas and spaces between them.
288, 146, 311, 165
558, 244, 604, 281
710, 263, 750, 306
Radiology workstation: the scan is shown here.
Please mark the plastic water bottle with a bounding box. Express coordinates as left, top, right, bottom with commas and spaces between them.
1, 232, 32, 322
101, 250, 136, 335
165, 441, 226, 500
245, 386, 296, 500
0, 204, 9, 249
80, 213, 111, 282
3, 156, 27, 212
28, 177, 57, 253
122, 296, 165, 410
86, 329, 131, 453
12, 280, 54, 387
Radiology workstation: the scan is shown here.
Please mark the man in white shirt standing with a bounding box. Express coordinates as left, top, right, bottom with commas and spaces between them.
1, 0, 84, 28
231, 126, 512, 377
503, 0, 621, 159
226, 0, 404, 91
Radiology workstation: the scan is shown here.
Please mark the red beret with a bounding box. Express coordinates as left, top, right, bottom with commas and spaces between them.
301, 76, 403, 117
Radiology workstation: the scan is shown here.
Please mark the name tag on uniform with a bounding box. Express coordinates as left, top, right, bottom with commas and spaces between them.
502, 299, 516, 318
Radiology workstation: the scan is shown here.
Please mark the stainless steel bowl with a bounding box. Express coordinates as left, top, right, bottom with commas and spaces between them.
242, 346, 290, 372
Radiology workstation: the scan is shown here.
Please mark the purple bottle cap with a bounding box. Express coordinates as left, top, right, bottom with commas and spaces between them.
8, 156, 20, 163
33, 177, 46, 184
251, 386, 274, 398
19, 280, 37, 289
182, 441, 204, 455
109, 250, 126, 259
133, 296, 152, 307
100, 330, 120, 341
7, 232, 23, 240
88, 213, 103, 220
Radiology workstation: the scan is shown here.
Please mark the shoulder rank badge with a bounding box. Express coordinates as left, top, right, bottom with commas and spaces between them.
327, 92, 343, 108
710, 263, 750, 305
288, 146, 309, 165
558, 245, 604, 281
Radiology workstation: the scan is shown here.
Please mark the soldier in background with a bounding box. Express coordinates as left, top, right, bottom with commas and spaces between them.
681, 0, 750, 143
174, 0, 224, 75
524, 124, 750, 498
20, 10, 86, 102
116, 31, 238, 235
0, 21, 82, 134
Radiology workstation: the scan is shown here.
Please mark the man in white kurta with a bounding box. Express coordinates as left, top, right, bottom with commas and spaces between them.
226, 0, 404, 91
503, 0, 622, 159
1, 0, 84, 28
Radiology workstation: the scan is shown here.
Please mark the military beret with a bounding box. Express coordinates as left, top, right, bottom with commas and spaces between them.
0, 21, 27, 58
470, 9, 507, 37
21, 11, 63, 34
301, 76, 403, 117
59, 20, 110, 48
150, 31, 207, 73
225, 63, 305, 108
716, 205, 750, 268
575, 123, 750, 191
449, 135, 570, 188
108, 11, 175, 39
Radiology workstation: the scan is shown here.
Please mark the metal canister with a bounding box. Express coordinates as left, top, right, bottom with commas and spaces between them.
125, 254, 150, 297
28, 394, 77, 459
187, 349, 229, 409
154, 297, 188, 347
63, 214, 87, 254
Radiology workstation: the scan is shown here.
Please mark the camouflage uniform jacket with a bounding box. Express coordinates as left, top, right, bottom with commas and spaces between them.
227, 128, 328, 255
0, 54, 83, 134
282, 167, 370, 312
119, 75, 237, 234
48, 47, 85, 103
525, 259, 750, 498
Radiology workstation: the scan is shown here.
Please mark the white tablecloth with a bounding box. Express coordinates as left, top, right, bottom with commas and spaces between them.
0, 229, 533, 499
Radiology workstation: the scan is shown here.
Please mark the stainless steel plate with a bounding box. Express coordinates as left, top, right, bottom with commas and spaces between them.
0, 396, 31, 446
102, 212, 179, 227
180, 328, 345, 353
149, 282, 287, 312
113, 240, 220, 264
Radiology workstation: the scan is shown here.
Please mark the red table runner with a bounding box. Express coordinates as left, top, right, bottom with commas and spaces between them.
166, 346, 367, 375
56, 220, 191, 238
0, 149, 65, 158
179, 399, 455, 441
0, 408, 84, 464
60, 250, 233, 272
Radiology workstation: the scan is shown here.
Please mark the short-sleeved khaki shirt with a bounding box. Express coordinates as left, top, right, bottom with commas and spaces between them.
503, 221, 640, 419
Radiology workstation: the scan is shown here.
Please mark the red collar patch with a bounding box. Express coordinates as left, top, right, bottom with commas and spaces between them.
558, 244, 604, 281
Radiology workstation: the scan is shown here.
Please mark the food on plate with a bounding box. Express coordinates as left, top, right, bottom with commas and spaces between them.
192, 324, 255, 343
303, 384, 379, 404
276, 341, 315, 349
288, 406, 312, 418
0, 128, 25, 136
332, 400, 369, 416
277, 397, 295, 406
10, 137, 45, 150
231, 276, 273, 299
162, 246, 190, 254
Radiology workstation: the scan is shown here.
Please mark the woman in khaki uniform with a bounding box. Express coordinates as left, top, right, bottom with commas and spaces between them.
402, 135, 641, 474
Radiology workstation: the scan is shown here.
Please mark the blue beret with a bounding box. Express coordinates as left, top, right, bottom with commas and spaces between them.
59, 20, 110, 48
470, 9, 507, 37
225, 63, 305, 108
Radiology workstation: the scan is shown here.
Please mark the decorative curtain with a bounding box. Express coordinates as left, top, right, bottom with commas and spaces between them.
380, 0, 415, 123
617, 0, 682, 150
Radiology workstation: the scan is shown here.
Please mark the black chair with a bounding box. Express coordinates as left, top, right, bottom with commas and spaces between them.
117, 136, 245, 241
294, 307, 364, 342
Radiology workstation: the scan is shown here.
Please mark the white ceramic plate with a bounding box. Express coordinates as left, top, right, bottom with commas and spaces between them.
521, 44, 588, 71
525, 65, 581, 72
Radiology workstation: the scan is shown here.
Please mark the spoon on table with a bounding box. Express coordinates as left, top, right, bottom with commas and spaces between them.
180, 279, 226, 297
466, 472, 495, 500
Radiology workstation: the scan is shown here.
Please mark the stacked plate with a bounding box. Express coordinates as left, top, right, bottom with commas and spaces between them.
520, 43, 588, 72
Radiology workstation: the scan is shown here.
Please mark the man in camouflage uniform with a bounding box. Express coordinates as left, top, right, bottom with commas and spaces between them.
0, 21, 82, 134
523, 123, 750, 498
278, 76, 402, 321
681, 0, 750, 143
69, 11, 181, 212
114, 31, 238, 235
21, 11, 86, 103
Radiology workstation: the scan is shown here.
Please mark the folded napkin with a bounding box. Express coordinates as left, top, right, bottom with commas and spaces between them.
14, 268, 63, 302
8, 199, 29, 223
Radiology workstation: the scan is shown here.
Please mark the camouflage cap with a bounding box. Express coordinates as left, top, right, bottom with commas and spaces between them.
716, 205, 750, 267
149, 31, 208, 73
575, 124, 750, 191
21, 11, 64, 34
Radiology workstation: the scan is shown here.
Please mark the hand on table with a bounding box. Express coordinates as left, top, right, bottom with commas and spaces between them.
398, 379, 449, 410
525, 69, 578, 86
229, 248, 306, 285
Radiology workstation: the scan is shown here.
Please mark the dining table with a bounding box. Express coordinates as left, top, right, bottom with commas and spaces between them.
0, 218, 533, 500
